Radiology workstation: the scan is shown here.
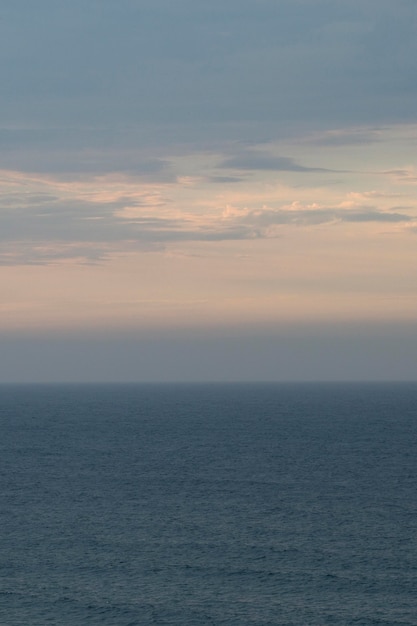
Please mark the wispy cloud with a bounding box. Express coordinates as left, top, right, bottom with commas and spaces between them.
382, 168, 417, 184
300, 127, 384, 147
0, 172, 414, 266
207, 175, 245, 184
218, 152, 334, 173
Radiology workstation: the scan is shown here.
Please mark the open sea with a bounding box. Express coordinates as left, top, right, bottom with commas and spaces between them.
1, 382, 417, 625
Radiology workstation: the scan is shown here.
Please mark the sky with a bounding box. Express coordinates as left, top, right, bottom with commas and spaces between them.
1, 0, 417, 382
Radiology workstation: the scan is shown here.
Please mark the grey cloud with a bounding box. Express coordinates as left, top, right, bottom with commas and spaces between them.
0, 190, 236, 264
0, 242, 114, 266
219, 153, 332, 173
382, 170, 417, 183
1, 0, 416, 151
302, 128, 384, 147
0, 192, 413, 265
0, 198, 184, 245
0, 127, 190, 180
0, 202, 222, 265
0, 192, 59, 208
238, 206, 413, 228
341, 210, 411, 223
0, 139, 173, 178
207, 176, 245, 184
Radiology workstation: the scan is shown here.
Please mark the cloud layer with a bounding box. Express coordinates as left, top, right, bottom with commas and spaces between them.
0, 174, 414, 265
2, 0, 417, 137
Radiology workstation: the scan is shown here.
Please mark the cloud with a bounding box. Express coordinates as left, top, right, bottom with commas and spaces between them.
0, 135, 174, 179
234, 204, 413, 228
0, 180, 413, 266
382, 168, 417, 184
2, 0, 417, 149
0, 191, 59, 208
340, 210, 411, 223
0, 241, 115, 266
218, 152, 333, 172
301, 127, 384, 147
207, 175, 245, 184
347, 191, 405, 200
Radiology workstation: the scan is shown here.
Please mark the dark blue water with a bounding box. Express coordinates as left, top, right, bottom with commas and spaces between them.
1, 383, 417, 625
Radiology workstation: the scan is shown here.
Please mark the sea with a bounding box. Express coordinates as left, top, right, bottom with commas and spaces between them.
1, 382, 416, 625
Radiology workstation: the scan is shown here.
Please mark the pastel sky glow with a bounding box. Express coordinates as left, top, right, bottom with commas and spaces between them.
1, 0, 417, 381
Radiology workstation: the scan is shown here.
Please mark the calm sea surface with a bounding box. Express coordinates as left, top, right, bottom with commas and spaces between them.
1, 383, 417, 625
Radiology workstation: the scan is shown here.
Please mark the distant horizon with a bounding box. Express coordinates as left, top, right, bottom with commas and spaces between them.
2, 380, 416, 386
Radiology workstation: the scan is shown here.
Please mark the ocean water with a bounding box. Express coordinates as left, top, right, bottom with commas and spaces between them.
1, 383, 417, 625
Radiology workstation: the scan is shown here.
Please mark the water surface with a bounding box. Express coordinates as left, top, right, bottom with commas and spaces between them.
1, 383, 416, 625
